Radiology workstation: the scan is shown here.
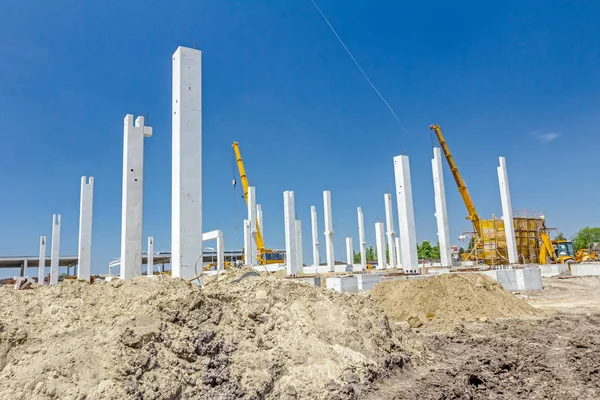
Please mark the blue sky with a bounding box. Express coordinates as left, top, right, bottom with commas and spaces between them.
1, 0, 599, 276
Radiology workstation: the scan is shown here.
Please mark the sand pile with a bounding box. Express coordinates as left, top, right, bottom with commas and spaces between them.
0, 273, 413, 400
371, 273, 541, 325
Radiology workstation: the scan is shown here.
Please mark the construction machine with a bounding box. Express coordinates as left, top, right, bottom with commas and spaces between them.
232, 142, 286, 265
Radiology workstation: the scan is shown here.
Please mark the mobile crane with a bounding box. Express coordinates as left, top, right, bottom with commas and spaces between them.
232, 142, 285, 265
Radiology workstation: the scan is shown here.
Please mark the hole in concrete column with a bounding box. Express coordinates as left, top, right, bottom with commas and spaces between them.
130, 169, 134, 172
135, 179, 138, 182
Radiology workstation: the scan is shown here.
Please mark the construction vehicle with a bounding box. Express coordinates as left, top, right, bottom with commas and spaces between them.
204, 261, 234, 271
232, 142, 286, 265
430, 124, 583, 265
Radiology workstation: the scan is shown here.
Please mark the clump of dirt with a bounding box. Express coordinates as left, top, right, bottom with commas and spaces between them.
0, 272, 416, 400
371, 273, 541, 325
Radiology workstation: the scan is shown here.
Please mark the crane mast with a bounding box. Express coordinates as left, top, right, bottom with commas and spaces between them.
429, 124, 482, 239
232, 141, 265, 250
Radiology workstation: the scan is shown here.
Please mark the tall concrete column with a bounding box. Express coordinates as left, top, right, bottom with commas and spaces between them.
346, 237, 353, 266
50, 214, 61, 286
311, 206, 320, 267
78, 176, 94, 281
120, 115, 152, 280
283, 191, 298, 275
243, 219, 251, 265
323, 190, 335, 272
384, 193, 397, 269
432, 148, 452, 267
38, 236, 46, 286
375, 222, 387, 270
498, 157, 518, 264
216, 231, 224, 270
247, 186, 258, 265
395, 237, 401, 268
295, 220, 303, 269
147, 236, 154, 277
256, 204, 263, 239
172, 46, 203, 281
357, 207, 366, 270
394, 155, 418, 273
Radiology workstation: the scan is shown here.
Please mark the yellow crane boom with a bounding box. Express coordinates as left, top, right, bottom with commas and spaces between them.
429, 124, 482, 238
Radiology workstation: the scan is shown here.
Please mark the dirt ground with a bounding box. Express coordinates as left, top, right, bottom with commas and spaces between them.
365, 276, 600, 400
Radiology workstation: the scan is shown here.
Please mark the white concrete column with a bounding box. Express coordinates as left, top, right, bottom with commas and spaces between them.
375, 222, 387, 270
323, 190, 335, 272
243, 219, 251, 265
147, 236, 154, 277
38, 236, 46, 286
432, 148, 452, 267
247, 186, 258, 265
394, 155, 418, 272
346, 237, 353, 266
311, 206, 320, 267
384, 193, 397, 269
172, 46, 203, 281
120, 115, 152, 280
295, 220, 303, 269
498, 157, 518, 264
256, 204, 263, 240
394, 237, 401, 268
50, 214, 61, 286
216, 231, 224, 270
284, 191, 298, 275
77, 176, 94, 281
357, 207, 367, 270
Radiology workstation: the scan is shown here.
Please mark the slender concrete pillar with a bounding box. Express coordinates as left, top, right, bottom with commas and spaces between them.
384, 193, 397, 269
498, 157, 518, 264
357, 207, 367, 270
216, 231, 224, 270
346, 237, 353, 266
78, 176, 94, 281
323, 190, 335, 272
147, 236, 154, 277
311, 206, 320, 267
295, 220, 303, 269
23, 259, 28, 277
375, 222, 387, 270
395, 237, 401, 268
247, 186, 258, 265
284, 191, 298, 275
432, 148, 452, 267
394, 155, 418, 272
256, 204, 263, 240
120, 115, 152, 280
38, 236, 46, 286
172, 46, 203, 281
50, 214, 61, 286
243, 219, 251, 265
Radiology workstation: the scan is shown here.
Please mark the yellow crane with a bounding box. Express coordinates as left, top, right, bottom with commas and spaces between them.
232, 141, 285, 265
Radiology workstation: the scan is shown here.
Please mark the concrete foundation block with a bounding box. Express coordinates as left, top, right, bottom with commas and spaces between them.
302, 266, 318, 274
288, 276, 321, 287
351, 263, 364, 272
570, 263, 600, 276
480, 269, 518, 291
515, 268, 543, 290
334, 264, 352, 273
357, 274, 381, 291
539, 264, 569, 277
326, 276, 358, 293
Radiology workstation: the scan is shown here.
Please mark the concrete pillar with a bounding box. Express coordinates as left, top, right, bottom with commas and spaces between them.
172, 46, 203, 281
295, 220, 303, 269
247, 186, 258, 265
216, 231, 224, 270
346, 237, 353, 266
323, 190, 335, 272
357, 207, 367, 270
375, 222, 387, 270
432, 148, 452, 267
311, 206, 320, 267
22, 259, 28, 277
38, 236, 46, 286
77, 176, 94, 282
498, 157, 518, 264
395, 237, 401, 268
243, 219, 251, 265
384, 193, 397, 269
147, 236, 154, 277
50, 214, 61, 286
256, 204, 263, 239
394, 155, 418, 272
284, 191, 298, 275
120, 115, 152, 280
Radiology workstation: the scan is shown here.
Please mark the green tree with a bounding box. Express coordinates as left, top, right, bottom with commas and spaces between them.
417, 240, 434, 259
573, 227, 600, 250
365, 246, 376, 261
353, 251, 361, 264
467, 237, 475, 251
431, 242, 441, 260
555, 232, 567, 241
459, 247, 465, 256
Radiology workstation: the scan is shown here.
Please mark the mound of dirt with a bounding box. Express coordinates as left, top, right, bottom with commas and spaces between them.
370, 273, 541, 325
0, 273, 415, 399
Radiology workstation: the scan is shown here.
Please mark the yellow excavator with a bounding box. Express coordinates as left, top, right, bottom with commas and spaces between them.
232, 142, 285, 265
540, 233, 598, 264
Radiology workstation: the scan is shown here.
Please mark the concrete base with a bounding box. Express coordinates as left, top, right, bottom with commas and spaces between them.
480, 269, 518, 291
357, 274, 380, 291
570, 263, 600, 276
334, 264, 352, 273
302, 266, 318, 274
539, 264, 569, 277
287, 276, 321, 287
515, 268, 543, 290
253, 264, 286, 273
326, 276, 358, 293
351, 264, 365, 272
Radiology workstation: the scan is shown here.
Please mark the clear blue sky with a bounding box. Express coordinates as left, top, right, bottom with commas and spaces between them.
1, 0, 599, 276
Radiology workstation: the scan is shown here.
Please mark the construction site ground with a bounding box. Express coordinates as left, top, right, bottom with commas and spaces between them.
1, 272, 599, 399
